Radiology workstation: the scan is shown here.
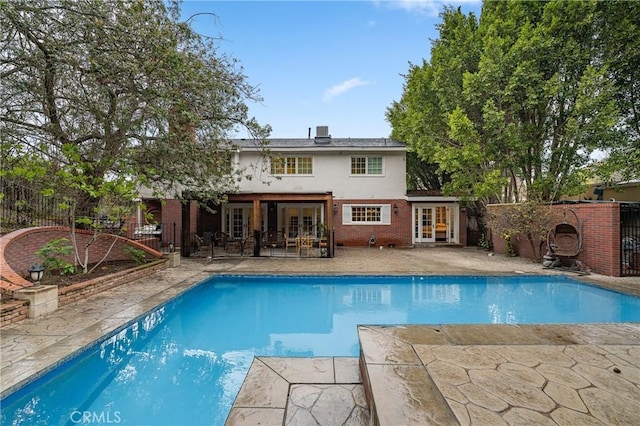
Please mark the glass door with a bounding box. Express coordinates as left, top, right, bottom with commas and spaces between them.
229, 207, 248, 240
280, 204, 323, 238
224, 204, 267, 240
414, 207, 435, 243
413, 204, 459, 244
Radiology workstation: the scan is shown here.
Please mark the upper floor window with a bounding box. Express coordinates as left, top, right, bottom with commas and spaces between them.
351, 156, 383, 175
270, 156, 313, 175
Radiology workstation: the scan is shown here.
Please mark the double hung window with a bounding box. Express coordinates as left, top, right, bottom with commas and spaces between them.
351, 156, 383, 175
270, 156, 313, 175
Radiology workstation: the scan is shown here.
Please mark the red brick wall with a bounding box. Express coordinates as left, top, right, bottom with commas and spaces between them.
488, 203, 621, 276
2, 227, 162, 280
569, 203, 620, 277
1, 260, 167, 328
163, 199, 183, 247
334, 199, 412, 247
0, 300, 29, 327
58, 260, 167, 307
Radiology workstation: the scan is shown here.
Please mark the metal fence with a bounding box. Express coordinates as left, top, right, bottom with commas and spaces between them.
0, 183, 76, 234
621, 202, 640, 277
1, 182, 175, 252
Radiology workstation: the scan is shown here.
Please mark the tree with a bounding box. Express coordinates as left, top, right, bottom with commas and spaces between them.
387, 7, 487, 201
1, 0, 269, 272
486, 202, 560, 261
405, 152, 450, 191
593, 1, 640, 183
388, 0, 626, 207
1, 0, 270, 216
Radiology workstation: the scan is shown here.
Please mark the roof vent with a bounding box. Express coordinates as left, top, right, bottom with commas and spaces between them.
314, 126, 331, 144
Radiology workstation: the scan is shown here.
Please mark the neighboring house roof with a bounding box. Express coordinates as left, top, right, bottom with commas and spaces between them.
232, 137, 406, 152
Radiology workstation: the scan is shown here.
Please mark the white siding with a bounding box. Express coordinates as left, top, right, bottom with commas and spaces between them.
236, 150, 406, 199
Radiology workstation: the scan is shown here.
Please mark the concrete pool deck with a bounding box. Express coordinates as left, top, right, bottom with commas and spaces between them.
1, 247, 639, 425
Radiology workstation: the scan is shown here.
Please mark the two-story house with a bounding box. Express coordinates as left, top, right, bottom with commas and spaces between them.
139, 126, 464, 257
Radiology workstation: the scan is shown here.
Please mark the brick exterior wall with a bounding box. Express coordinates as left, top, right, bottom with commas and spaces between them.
144, 197, 469, 251
569, 203, 620, 277
488, 203, 621, 276
162, 199, 183, 248
334, 199, 412, 247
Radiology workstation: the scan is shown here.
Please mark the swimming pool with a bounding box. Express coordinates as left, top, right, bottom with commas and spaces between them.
2, 274, 640, 425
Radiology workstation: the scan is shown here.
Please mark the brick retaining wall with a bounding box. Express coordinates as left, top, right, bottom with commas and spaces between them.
0, 300, 30, 327
58, 259, 167, 306
0, 259, 167, 327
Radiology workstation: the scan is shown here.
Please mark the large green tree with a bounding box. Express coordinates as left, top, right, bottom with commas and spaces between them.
1, 0, 270, 216
594, 0, 640, 183
388, 0, 633, 207
387, 7, 480, 195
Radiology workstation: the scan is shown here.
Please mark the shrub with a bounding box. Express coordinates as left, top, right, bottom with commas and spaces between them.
36, 238, 75, 276
123, 245, 147, 265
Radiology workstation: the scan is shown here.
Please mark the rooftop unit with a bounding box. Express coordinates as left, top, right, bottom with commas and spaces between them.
314, 125, 331, 144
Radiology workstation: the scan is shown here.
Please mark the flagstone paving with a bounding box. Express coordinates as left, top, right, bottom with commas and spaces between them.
227, 323, 640, 425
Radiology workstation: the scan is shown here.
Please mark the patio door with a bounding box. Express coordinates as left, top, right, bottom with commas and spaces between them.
225, 204, 267, 240
414, 207, 435, 243
413, 204, 459, 244
280, 204, 322, 238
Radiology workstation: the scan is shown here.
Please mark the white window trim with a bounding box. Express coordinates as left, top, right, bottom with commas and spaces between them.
349, 156, 385, 176
342, 204, 391, 225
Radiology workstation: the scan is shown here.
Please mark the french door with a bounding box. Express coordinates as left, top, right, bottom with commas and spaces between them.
414, 207, 435, 243
413, 204, 458, 244
224, 204, 267, 239
280, 204, 323, 238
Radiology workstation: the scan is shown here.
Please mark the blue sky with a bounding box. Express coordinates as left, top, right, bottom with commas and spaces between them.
180, 1, 482, 139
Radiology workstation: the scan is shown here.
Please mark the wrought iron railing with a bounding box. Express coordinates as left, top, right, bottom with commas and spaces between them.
621, 203, 640, 277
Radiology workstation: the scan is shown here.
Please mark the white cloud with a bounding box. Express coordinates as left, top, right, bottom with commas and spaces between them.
374, 0, 481, 16
323, 78, 370, 101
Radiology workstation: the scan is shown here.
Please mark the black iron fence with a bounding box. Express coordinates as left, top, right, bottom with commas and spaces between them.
0, 183, 76, 234
1, 182, 176, 252
621, 203, 640, 277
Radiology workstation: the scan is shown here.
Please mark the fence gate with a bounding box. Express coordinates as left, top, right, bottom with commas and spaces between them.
621, 203, 640, 277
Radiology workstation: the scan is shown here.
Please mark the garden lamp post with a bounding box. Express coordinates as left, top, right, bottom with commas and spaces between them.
28, 264, 45, 286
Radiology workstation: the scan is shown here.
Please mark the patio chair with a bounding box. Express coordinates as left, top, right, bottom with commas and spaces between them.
193, 234, 212, 257
298, 235, 315, 257
284, 233, 297, 254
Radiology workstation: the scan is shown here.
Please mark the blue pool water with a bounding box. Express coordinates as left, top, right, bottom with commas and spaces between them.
3, 274, 640, 425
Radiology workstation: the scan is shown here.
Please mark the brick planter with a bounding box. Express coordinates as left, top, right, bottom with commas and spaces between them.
57, 259, 168, 307
1, 259, 167, 327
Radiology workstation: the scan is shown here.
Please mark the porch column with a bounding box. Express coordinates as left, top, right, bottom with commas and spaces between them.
326, 199, 334, 258
253, 199, 261, 256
